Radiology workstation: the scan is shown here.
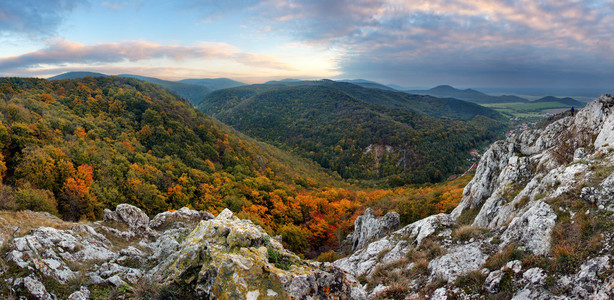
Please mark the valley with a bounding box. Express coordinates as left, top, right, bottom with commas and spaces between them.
0, 75, 611, 299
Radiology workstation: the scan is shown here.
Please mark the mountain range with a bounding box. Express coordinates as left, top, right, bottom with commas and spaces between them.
407, 84, 585, 106
49, 72, 585, 108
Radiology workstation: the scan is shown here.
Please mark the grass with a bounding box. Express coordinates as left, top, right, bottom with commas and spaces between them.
483, 102, 569, 118
452, 225, 486, 242
483, 245, 526, 271
456, 201, 484, 226
0, 210, 76, 238
454, 270, 486, 294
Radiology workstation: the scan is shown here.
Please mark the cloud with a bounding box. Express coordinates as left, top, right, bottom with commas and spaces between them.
0, 39, 295, 72
100, 1, 130, 11
0, 0, 85, 37
232, 53, 295, 71
242, 0, 614, 88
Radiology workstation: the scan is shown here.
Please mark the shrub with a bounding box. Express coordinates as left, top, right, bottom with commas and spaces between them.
277, 224, 309, 254
0, 183, 16, 210
315, 250, 340, 262
14, 182, 58, 215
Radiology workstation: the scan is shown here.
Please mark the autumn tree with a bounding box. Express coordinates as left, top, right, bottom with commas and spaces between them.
59, 164, 101, 220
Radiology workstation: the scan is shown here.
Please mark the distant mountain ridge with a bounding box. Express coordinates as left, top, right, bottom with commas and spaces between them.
339, 79, 398, 91
178, 78, 245, 90
407, 85, 584, 106
48, 72, 108, 80
407, 85, 530, 104
48, 71, 246, 105
534, 96, 585, 107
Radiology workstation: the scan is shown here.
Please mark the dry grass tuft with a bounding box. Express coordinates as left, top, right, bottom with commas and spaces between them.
0, 210, 76, 238
452, 225, 485, 242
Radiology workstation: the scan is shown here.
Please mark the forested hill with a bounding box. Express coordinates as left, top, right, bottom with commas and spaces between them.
199, 81, 508, 185
0, 76, 481, 257
200, 80, 505, 121
0, 77, 337, 220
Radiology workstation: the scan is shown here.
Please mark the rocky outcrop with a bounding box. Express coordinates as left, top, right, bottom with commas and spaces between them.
334, 95, 614, 298
151, 208, 365, 299
428, 243, 487, 282
1, 204, 364, 299
347, 208, 399, 251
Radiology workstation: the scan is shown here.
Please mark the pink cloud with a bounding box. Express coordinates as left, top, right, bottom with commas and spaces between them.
0, 39, 295, 72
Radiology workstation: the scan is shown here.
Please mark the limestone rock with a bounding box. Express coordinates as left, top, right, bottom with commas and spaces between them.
103, 204, 150, 231
483, 270, 504, 294
335, 213, 451, 278
20, 275, 55, 300
6, 226, 116, 283
151, 208, 365, 299
349, 208, 400, 251
149, 206, 214, 230
522, 267, 546, 286
67, 287, 90, 300
428, 243, 487, 283
505, 260, 522, 273
569, 256, 612, 299
499, 200, 556, 255
335, 238, 396, 277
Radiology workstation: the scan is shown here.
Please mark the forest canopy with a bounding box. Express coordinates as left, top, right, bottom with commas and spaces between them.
0, 77, 479, 257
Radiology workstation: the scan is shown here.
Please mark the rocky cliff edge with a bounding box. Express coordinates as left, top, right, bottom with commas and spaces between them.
335, 95, 614, 299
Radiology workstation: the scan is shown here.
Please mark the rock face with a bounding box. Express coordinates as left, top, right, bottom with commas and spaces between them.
151, 208, 365, 299
347, 208, 400, 251
334, 95, 614, 298
1, 205, 364, 299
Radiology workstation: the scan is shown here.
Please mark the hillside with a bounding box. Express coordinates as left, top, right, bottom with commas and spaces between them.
117, 74, 211, 104
533, 95, 586, 107
48, 71, 108, 80
199, 80, 507, 185
0, 76, 484, 260
178, 78, 246, 90
339, 79, 398, 91
335, 95, 614, 299
408, 85, 530, 104
48, 72, 220, 105
0, 77, 361, 253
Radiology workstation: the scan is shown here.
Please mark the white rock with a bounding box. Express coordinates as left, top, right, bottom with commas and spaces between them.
500, 200, 556, 255
22, 275, 54, 300
149, 207, 214, 230
523, 267, 546, 285
350, 208, 400, 251
505, 260, 522, 273
68, 286, 90, 300
431, 287, 448, 300
334, 239, 395, 277
428, 243, 487, 283
107, 274, 127, 287
103, 204, 149, 230
368, 284, 388, 299
483, 270, 504, 294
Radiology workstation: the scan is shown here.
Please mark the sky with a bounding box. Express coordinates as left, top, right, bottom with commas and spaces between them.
0, 0, 613, 91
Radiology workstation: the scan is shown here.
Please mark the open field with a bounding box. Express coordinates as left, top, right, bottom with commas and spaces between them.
482, 101, 570, 118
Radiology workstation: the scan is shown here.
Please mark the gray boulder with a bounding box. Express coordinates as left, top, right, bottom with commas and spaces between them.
349, 208, 400, 251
